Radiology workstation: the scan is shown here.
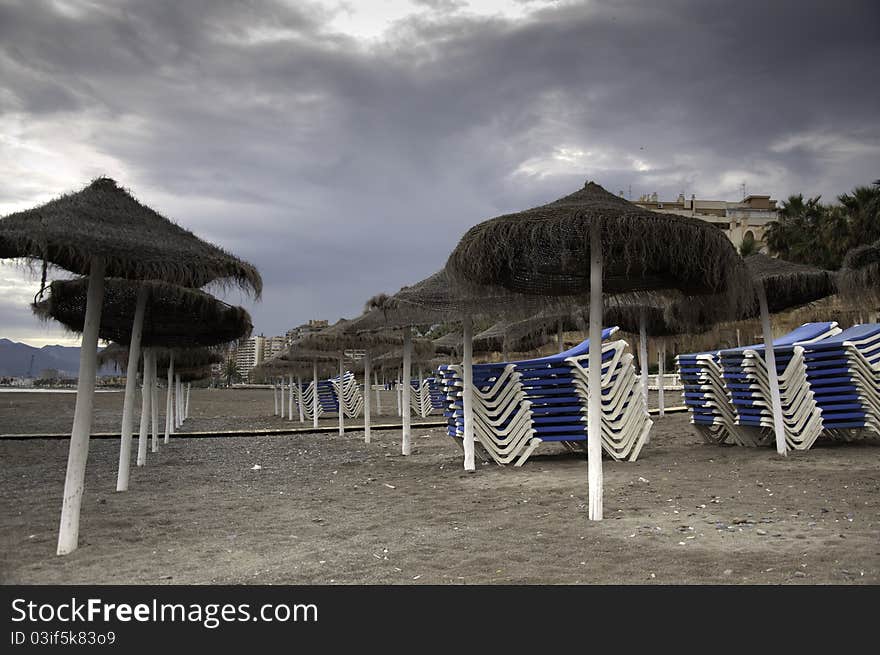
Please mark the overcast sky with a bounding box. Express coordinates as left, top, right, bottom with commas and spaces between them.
1, 0, 878, 347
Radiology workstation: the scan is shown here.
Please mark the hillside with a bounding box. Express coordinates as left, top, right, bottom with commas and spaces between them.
0, 339, 117, 378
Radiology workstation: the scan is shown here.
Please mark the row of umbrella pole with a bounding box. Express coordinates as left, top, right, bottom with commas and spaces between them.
268, 361, 442, 440
116, 349, 192, 491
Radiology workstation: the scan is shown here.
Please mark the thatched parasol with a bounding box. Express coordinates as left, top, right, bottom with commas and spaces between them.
0, 178, 262, 293
275, 345, 354, 429
446, 181, 751, 303
432, 331, 463, 356
34, 278, 253, 349
473, 317, 557, 355
745, 254, 837, 314
445, 181, 752, 520
839, 240, 880, 302
347, 271, 545, 462
0, 177, 263, 554
96, 343, 224, 370
296, 319, 421, 442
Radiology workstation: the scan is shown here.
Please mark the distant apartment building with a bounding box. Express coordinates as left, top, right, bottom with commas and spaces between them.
262, 335, 288, 361
234, 335, 264, 381
633, 193, 779, 251
231, 321, 329, 381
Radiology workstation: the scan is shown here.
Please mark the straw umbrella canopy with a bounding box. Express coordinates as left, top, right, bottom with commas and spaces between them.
297, 319, 417, 442
837, 241, 879, 302
96, 343, 226, 371
0, 177, 262, 555
34, 278, 253, 349
276, 345, 349, 429
249, 352, 336, 424
734, 254, 837, 455
346, 270, 543, 463
445, 180, 751, 520
175, 366, 213, 383
432, 331, 463, 356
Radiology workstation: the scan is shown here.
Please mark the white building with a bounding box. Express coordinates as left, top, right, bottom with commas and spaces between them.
234, 336, 264, 381
633, 193, 779, 251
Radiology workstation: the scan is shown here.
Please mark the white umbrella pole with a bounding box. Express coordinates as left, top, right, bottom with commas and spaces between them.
175, 374, 182, 428
185, 382, 190, 420
338, 353, 345, 437
57, 257, 105, 556
288, 374, 293, 421
374, 370, 382, 416
273, 381, 279, 416
462, 313, 475, 471
136, 348, 152, 467
402, 332, 412, 455
639, 311, 649, 409
363, 351, 371, 443
587, 217, 604, 521
280, 377, 286, 419
164, 353, 173, 443
397, 368, 402, 417
116, 285, 147, 491
150, 353, 159, 452
297, 375, 305, 423
312, 359, 319, 430
757, 283, 788, 456
558, 321, 564, 353
658, 342, 665, 417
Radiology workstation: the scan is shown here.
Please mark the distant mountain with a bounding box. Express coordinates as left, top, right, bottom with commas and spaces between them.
0, 339, 118, 378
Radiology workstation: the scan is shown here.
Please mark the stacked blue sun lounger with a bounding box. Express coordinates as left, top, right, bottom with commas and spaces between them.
408, 377, 441, 417
718, 322, 839, 449
800, 324, 880, 438
295, 371, 363, 419
437, 327, 652, 465
426, 377, 446, 411
330, 371, 363, 418
677, 322, 880, 448
676, 348, 739, 444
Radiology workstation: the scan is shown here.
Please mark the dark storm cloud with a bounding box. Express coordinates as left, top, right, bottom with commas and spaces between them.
1, 0, 878, 344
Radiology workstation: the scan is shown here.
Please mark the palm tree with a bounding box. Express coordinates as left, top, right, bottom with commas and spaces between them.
765, 194, 827, 266
839, 181, 880, 252
223, 358, 240, 387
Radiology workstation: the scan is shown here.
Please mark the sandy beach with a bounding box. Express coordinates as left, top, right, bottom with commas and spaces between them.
1, 388, 878, 584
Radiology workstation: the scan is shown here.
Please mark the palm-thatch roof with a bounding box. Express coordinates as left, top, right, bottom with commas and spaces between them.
250, 355, 342, 381
154, 347, 223, 371
744, 253, 837, 313
432, 331, 463, 355
372, 344, 439, 370
33, 278, 252, 348
96, 344, 224, 371
346, 270, 547, 334
445, 181, 752, 319
176, 366, 213, 383
295, 318, 407, 352
96, 342, 130, 369
0, 178, 262, 296
473, 317, 557, 353
839, 240, 880, 301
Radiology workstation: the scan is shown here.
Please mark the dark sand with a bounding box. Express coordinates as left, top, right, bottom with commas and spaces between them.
1, 388, 878, 584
